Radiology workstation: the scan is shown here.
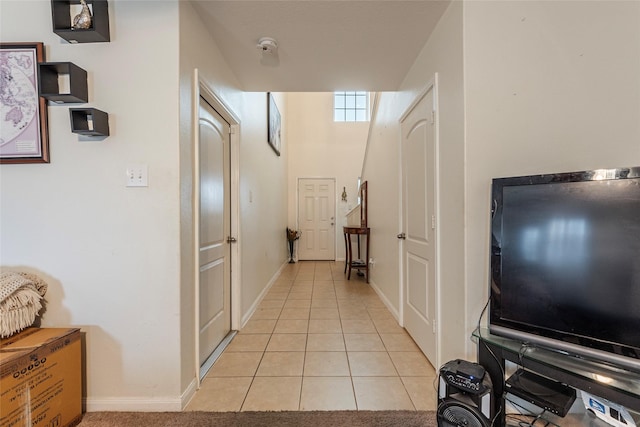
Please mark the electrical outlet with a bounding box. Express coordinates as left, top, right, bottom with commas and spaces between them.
126, 164, 148, 187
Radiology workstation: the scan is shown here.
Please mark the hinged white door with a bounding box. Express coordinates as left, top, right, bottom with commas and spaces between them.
298, 178, 336, 260
400, 83, 438, 367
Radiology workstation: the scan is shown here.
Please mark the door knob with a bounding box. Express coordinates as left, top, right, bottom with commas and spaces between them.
397, 233, 406, 240
227, 236, 237, 243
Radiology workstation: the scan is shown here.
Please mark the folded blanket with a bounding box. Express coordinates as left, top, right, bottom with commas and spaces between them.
0, 271, 48, 338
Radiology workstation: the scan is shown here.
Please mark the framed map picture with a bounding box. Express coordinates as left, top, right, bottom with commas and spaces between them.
267, 92, 281, 156
1, 42, 49, 164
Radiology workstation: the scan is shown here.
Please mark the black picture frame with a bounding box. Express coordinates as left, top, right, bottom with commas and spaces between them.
267, 92, 281, 156
1, 42, 50, 164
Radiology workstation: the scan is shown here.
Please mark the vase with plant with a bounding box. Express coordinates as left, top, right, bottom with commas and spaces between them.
286, 228, 301, 263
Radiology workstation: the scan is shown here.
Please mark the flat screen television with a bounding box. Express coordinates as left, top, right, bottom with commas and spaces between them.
489, 167, 640, 372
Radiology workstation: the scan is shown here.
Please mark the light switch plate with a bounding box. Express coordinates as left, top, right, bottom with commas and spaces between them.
126, 164, 148, 187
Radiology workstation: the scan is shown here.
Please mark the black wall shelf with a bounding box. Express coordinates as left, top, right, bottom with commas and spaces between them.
69, 108, 109, 137
51, 0, 110, 43
39, 62, 88, 104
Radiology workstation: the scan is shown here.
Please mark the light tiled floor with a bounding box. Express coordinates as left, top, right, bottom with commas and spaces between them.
186, 261, 438, 412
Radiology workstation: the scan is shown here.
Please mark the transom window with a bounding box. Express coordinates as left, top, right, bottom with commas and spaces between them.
334, 91, 369, 122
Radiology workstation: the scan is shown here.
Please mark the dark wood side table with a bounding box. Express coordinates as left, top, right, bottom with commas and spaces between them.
343, 226, 370, 283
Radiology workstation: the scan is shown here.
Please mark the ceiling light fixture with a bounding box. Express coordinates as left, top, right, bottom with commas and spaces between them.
256, 37, 278, 55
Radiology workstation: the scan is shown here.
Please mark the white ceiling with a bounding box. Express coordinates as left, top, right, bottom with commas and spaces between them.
190, 1, 451, 92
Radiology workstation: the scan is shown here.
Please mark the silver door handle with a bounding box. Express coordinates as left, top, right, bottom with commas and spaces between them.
227, 236, 237, 243
397, 233, 406, 240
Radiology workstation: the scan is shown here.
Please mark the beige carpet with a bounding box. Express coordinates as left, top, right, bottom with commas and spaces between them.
78, 410, 438, 426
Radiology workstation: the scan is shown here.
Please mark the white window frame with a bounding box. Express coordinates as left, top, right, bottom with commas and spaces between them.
334, 91, 369, 122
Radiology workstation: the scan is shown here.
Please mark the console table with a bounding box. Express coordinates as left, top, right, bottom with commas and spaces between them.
343, 226, 370, 282
473, 327, 640, 426
343, 181, 369, 283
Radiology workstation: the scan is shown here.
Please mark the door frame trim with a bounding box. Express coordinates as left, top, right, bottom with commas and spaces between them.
193, 69, 241, 387
398, 73, 441, 368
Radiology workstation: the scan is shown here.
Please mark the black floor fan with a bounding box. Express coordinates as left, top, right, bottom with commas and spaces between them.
437, 399, 491, 427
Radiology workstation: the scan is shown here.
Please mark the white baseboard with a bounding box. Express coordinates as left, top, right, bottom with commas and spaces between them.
85, 397, 183, 412
240, 260, 289, 327
181, 377, 198, 409
368, 277, 401, 323
85, 377, 198, 412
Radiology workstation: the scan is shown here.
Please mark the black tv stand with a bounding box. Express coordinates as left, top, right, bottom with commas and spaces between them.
473, 327, 640, 426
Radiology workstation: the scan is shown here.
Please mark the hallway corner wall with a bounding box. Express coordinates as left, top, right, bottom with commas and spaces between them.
361, 1, 465, 369
179, 1, 289, 401
285, 92, 369, 261
1, 0, 182, 410
237, 91, 289, 315
463, 0, 640, 361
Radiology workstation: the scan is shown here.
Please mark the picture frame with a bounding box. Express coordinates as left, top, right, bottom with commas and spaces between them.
1, 42, 49, 164
267, 92, 281, 156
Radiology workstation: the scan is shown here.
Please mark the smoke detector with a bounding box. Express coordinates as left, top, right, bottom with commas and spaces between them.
256, 37, 278, 54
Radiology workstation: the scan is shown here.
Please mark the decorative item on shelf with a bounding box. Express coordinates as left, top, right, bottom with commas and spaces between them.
69, 107, 109, 137
341, 187, 347, 202
38, 62, 88, 103
72, 0, 92, 30
286, 228, 301, 263
51, 0, 110, 43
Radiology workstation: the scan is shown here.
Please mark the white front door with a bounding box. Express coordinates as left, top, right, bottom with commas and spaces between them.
198, 96, 231, 378
297, 178, 336, 260
400, 83, 438, 367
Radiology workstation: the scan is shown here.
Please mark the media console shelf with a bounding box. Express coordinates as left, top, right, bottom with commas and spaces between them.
473, 327, 640, 426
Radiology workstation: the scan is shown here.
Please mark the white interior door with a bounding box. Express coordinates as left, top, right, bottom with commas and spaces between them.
298, 178, 336, 260
198, 96, 231, 378
400, 84, 438, 367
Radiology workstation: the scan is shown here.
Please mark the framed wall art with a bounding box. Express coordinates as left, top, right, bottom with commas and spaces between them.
267, 92, 281, 156
1, 42, 49, 164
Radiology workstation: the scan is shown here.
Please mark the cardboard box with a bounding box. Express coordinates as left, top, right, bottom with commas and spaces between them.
1, 328, 82, 427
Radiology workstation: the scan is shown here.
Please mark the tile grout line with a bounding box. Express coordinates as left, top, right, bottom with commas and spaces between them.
206, 261, 433, 412
297, 275, 313, 411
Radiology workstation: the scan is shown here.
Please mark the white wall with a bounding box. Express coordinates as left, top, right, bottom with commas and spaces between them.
178, 0, 290, 399
286, 92, 369, 260
179, 0, 289, 396
362, 2, 466, 367
463, 1, 640, 358
1, 0, 290, 411
360, 92, 403, 312
178, 0, 243, 397
363, 0, 640, 368
402, 1, 466, 366
1, 0, 182, 409
4, 0, 636, 410
237, 90, 289, 317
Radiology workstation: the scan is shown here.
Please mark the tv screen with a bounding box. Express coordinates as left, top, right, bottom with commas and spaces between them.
489, 167, 640, 371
